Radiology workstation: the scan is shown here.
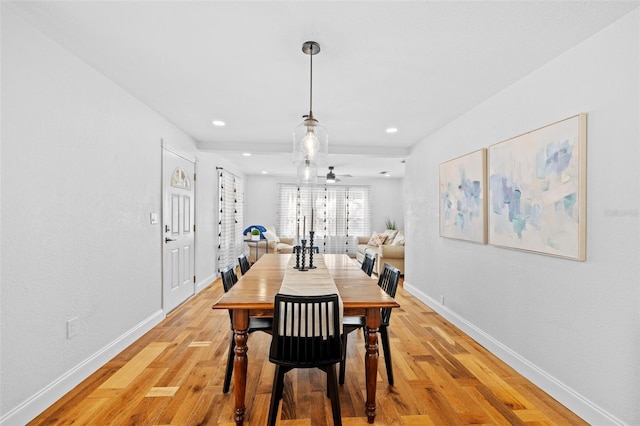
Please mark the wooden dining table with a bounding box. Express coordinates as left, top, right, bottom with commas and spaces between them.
212, 253, 400, 425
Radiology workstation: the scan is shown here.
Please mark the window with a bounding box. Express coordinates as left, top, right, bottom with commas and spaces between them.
277, 184, 371, 256
217, 169, 244, 272
171, 167, 191, 189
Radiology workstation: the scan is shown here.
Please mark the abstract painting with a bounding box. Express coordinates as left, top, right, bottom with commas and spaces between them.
488, 113, 587, 260
439, 148, 487, 243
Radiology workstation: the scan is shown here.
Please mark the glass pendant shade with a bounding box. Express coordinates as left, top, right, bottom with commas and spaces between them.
296, 160, 318, 185
292, 116, 328, 167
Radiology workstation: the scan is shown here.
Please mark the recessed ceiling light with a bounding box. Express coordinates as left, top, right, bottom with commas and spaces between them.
384, 173, 391, 177
212, 120, 226, 127
242, 152, 251, 157
261, 170, 268, 174
385, 127, 398, 134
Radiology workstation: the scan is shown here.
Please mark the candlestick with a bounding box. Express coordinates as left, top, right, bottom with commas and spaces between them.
299, 239, 308, 271
303, 216, 306, 238
308, 230, 316, 269
294, 245, 301, 269
311, 208, 314, 232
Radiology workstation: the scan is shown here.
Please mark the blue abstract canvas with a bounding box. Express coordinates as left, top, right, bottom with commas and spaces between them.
488, 114, 587, 260
439, 149, 487, 243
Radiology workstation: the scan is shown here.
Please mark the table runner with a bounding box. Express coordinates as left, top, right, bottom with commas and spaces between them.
277, 255, 344, 336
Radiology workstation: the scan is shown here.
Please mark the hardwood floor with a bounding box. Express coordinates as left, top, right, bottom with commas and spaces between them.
30, 276, 586, 425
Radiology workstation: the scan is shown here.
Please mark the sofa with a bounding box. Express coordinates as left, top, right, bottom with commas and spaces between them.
244, 226, 295, 263
355, 230, 405, 275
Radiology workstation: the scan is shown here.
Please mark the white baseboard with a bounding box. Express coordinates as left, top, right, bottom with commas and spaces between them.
196, 272, 217, 293
0, 310, 165, 426
402, 280, 625, 426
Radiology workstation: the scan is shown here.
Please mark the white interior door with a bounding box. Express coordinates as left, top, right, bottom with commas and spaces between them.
162, 149, 195, 312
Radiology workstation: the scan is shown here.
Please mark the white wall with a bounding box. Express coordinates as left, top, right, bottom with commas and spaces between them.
404, 10, 639, 425
244, 175, 405, 234
0, 9, 219, 423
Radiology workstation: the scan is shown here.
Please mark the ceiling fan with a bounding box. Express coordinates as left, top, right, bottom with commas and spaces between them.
325, 166, 352, 183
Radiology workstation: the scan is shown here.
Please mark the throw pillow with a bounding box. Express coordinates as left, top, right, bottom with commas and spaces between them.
382, 229, 398, 244
391, 232, 405, 246
262, 230, 280, 243
368, 232, 387, 247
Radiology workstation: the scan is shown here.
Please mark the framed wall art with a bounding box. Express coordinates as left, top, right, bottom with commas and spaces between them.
488, 113, 587, 260
439, 148, 487, 244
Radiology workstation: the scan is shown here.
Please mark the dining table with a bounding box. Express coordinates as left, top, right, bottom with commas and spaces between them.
212, 253, 400, 425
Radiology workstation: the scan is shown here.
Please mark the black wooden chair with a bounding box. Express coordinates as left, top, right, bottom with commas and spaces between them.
267, 293, 343, 426
361, 253, 375, 277
238, 253, 251, 275
220, 264, 272, 393
339, 263, 401, 385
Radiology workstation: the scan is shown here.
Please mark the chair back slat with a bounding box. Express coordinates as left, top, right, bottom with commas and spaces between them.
238, 254, 251, 275
220, 264, 239, 325
220, 264, 238, 293
270, 294, 342, 368
378, 264, 400, 325
361, 253, 375, 276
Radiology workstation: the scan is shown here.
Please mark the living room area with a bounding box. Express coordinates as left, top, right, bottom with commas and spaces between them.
241, 173, 405, 272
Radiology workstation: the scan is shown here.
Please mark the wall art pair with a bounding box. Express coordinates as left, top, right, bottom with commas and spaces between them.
439, 113, 587, 261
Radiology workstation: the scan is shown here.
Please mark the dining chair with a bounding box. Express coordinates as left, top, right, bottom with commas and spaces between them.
360, 253, 375, 277
220, 264, 273, 393
267, 293, 343, 426
237, 253, 251, 275
339, 263, 401, 385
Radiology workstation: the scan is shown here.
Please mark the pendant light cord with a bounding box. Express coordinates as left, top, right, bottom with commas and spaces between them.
309, 49, 313, 116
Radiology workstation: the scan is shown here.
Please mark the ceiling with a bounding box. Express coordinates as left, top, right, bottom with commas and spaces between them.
6, 1, 639, 179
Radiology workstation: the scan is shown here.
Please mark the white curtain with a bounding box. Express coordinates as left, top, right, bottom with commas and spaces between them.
277, 184, 371, 256
217, 168, 244, 273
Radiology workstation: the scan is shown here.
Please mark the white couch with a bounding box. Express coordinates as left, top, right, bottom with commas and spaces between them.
355, 230, 404, 275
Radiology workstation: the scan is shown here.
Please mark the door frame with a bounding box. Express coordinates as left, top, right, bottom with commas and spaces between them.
161, 139, 198, 313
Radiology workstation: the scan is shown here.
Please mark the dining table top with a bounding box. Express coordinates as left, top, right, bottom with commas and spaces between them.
212, 253, 399, 313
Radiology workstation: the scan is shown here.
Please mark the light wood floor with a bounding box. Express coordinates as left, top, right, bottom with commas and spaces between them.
30, 276, 586, 425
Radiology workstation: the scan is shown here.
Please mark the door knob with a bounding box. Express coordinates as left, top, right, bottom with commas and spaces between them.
165, 237, 176, 243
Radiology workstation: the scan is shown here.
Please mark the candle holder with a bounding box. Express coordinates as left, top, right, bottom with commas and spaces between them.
308, 231, 317, 269
298, 239, 308, 271
294, 245, 301, 269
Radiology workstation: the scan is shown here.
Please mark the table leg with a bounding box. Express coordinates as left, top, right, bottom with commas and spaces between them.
232, 309, 249, 425
364, 307, 381, 423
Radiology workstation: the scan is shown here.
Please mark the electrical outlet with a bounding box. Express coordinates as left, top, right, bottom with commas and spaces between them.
67, 317, 78, 339
440, 295, 445, 306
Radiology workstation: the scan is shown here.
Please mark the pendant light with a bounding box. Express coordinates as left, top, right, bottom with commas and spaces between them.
297, 159, 318, 185
294, 41, 328, 184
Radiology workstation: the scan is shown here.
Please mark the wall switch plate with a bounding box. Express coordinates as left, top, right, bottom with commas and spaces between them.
150, 213, 159, 225
67, 317, 78, 339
